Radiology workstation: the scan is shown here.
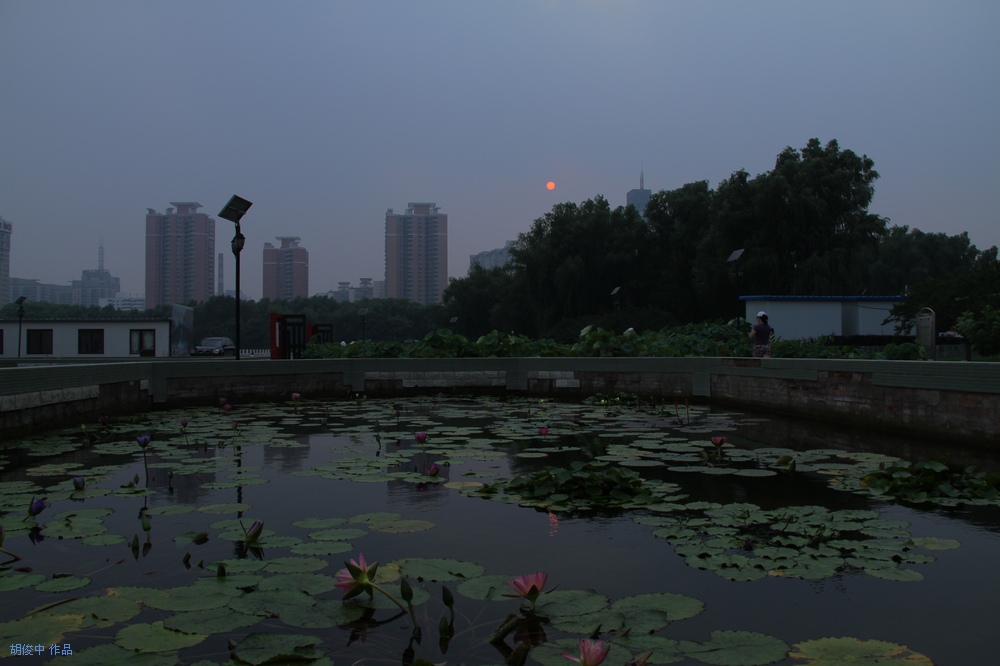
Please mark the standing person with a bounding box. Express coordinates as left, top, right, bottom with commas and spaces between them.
749, 311, 773, 358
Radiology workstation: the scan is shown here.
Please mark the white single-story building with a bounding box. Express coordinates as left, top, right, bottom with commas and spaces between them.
740, 296, 906, 340
0, 319, 173, 359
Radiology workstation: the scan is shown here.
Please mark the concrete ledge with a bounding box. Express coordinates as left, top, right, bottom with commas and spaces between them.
0, 357, 997, 444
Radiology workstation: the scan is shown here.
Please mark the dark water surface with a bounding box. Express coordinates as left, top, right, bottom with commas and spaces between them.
1, 396, 997, 665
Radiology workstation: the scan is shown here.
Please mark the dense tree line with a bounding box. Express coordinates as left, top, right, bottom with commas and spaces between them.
3, 138, 996, 353
441, 138, 998, 343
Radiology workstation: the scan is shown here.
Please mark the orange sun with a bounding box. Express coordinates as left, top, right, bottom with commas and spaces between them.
546, 181, 556, 190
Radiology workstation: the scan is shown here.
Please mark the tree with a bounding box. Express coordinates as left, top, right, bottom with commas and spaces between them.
887, 252, 1000, 334
509, 196, 654, 339
866, 226, 981, 295
645, 180, 713, 323
442, 264, 519, 338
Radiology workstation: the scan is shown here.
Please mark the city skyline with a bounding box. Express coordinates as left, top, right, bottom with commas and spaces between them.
2, 2, 997, 301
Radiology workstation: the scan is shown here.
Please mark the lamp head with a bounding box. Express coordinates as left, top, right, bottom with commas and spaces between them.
218, 195, 253, 224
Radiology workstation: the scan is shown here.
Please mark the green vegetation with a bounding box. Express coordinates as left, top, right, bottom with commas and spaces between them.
303, 320, 927, 359
4, 137, 997, 356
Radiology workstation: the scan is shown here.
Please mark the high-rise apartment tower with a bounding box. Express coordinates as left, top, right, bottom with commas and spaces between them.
262, 237, 309, 300
384, 202, 448, 305
0, 217, 11, 306
145, 202, 215, 309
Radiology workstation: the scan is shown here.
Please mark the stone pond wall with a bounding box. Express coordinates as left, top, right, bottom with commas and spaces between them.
0, 357, 997, 445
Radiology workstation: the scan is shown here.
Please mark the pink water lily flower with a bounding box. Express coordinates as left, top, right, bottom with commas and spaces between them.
561, 638, 610, 666
711, 436, 727, 446
538, 427, 550, 436
335, 552, 379, 600
414, 432, 428, 444
502, 571, 554, 610
426, 463, 440, 476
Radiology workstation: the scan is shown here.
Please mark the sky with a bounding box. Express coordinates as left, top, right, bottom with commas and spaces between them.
1, 1, 998, 301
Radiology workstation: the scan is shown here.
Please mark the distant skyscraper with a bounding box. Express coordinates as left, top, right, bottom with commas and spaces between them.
385, 202, 448, 305
145, 202, 215, 309
0, 217, 11, 306
626, 169, 651, 219
263, 236, 309, 300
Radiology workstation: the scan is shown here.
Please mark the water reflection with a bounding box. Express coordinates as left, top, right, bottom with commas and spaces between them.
0, 397, 997, 664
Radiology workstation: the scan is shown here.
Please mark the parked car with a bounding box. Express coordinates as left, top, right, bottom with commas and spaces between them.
191, 336, 236, 357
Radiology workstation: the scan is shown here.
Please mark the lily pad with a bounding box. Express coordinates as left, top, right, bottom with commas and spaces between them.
678, 630, 789, 665
788, 637, 934, 664
115, 621, 207, 653
35, 575, 92, 592
163, 607, 262, 634
392, 557, 485, 581
229, 632, 324, 665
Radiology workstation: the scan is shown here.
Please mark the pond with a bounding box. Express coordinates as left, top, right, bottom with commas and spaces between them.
1, 394, 998, 665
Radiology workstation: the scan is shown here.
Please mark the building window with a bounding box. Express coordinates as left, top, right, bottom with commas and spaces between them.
26, 329, 54, 355
78, 329, 105, 355
130, 329, 156, 356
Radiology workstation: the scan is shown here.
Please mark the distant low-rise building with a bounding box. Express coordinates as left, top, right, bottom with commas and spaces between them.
325, 277, 376, 303
99, 294, 146, 312
470, 241, 515, 271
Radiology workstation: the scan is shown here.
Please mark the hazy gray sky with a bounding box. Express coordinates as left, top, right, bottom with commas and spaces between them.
2, 1, 997, 300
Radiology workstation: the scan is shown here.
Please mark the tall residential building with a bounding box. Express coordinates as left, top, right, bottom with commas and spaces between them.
145, 202, 215, 309
385, 202, 448, 305
626, 169, 651, 219
0, 217, 11, 306
262, 236, 309, 300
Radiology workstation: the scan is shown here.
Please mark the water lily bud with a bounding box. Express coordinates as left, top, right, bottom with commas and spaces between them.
141, 511, 151, 532
414, 432, 428, 444
442, 585, 454, 609
72, 476, 85, 491
245, 520, 264, 544
400, 576, 413, 603
28, 498, 45, 517
136, 435, 151, 449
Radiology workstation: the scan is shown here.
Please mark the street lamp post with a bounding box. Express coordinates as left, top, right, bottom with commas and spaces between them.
15, 296, 26, 358
218, 195, 253, 360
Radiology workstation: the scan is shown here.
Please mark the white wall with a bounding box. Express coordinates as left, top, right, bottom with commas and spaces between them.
0, 320, 172, 358
743, 298, 904, 339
